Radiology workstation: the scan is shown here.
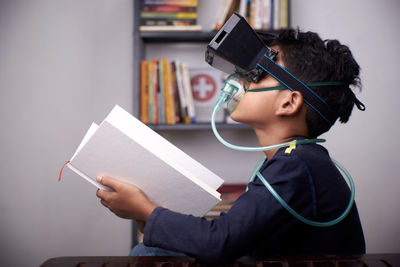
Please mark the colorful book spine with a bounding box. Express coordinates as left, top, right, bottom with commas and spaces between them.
152, 59, 159, 124
158, 60, 166, 124
213, 0, 289, 30
171, 61, 181, 123
141, 5, 197, 13
140, 0, 199, 28
141, 11, 197, 19
141, 0, 198, 7
181, 62, 196, 123
175, 60, 189, 123
139, 58, 201, 125
140, 60, 149, 124
162, 58, 176, 124
148, 60, 153, 124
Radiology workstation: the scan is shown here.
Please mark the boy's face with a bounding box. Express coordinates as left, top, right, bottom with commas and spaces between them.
229, 46, 290, 127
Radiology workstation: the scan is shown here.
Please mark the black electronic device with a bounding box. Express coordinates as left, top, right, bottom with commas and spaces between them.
205, 12, 277, 83
205, 13, 339, 125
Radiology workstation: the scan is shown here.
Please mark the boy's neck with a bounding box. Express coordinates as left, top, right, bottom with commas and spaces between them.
253, 126, 308, 159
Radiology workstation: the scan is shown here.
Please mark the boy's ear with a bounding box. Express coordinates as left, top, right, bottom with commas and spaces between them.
275, 91, 304, 116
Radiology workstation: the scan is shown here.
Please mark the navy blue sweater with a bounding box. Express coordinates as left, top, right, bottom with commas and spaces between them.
143, 142, 365, 263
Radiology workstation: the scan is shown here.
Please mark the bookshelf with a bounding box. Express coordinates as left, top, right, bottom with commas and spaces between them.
133, 1, 290, 131
132, 1, 254, 131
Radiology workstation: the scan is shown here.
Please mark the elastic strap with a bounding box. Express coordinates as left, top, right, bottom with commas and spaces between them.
257, 54, 339, 125
247, 82, 347, 92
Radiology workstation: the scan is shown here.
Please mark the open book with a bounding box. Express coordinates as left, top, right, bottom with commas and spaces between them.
65, 105, 224, 217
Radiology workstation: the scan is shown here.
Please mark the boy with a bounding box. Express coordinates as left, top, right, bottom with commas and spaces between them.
95, 29, 365, 263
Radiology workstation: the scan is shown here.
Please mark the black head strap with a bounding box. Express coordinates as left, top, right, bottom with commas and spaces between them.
257, 54, 338, 125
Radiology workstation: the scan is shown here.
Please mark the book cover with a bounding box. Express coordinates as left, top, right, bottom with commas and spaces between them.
273, 0, 281, 30
261, 0, 271, 30
238, 0, 248, 17
141, 5, 197, 13
158, 59, 166, 124
189, 68, 224, 123
141, 11, 197, 20
140, 18, 197, 26
140, 0, 199, 28
140, 60, 150, 124
162, 58, 176, 124
152, 59, 159, 124
66, 105, 224, 216
181, 62, 196, 123
213, 0, 234, 30
253, 0, 263, 30
141, 0, 198, 7
148, 60, 154, 124
171, 61, 182, 123
280, 0, 289, 29
174, 60, 189, 123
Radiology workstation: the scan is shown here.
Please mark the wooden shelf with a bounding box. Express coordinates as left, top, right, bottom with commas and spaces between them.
140, 30, 217, 43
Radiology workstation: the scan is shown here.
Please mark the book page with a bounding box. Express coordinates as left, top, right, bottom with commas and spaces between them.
71, 122, 99, 160
104, 105, 224, 192
70, 121, 221, 216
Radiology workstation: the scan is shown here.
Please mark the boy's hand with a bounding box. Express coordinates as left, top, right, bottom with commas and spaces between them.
95, 176, 157, 222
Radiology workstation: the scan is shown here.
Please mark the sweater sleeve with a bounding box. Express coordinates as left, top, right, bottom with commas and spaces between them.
143, 153, 316, 263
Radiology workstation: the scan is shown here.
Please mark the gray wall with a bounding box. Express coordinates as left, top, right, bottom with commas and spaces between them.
0, 0, 399, 266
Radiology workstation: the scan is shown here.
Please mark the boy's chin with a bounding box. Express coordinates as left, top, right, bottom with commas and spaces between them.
229, 114, 248, 126
228, 112, 239, 122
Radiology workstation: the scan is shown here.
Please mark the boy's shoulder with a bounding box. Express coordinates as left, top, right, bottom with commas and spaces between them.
258, 140, 331, 182
274, 139, 330, 163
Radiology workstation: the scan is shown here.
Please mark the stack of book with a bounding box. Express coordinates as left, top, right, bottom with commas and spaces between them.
140, 59, 195, 125
140, 59, 226, 125
213, 0, 289, 31
139, 0, 202, 32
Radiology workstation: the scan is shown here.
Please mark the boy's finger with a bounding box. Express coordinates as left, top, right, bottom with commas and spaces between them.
100, 199, 109, 208
97, 175, 119, 190
96, 189, 113, 203
96, 188, 107, 199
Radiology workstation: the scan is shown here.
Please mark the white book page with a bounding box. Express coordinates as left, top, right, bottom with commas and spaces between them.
67, 164, 110, 191
70, 121, 221, 216
104, 105, 224, 192
71, 122, 99, 160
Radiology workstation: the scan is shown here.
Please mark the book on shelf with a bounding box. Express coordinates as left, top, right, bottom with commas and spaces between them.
157, 60, 166, 124
162, 58, 176, 124
151, 59, 159, 124
180, 62, 196, 123
212, 0, 289, 31
139, 25, 202, 32
140, 58, 198, 125
140, 0, 202, 32
189, 68, 225, 123
170, 62, 181, 123
174, 60, 190, 123
62, 105, 224, 216
140, 61, 150, 124
213, 0, 240, 30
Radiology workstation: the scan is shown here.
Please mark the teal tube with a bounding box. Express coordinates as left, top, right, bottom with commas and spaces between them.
211, 95, 326, 152
250, 158, 355, 227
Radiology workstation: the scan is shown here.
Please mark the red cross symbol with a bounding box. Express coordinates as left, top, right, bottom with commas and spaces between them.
191, 74, 217, 102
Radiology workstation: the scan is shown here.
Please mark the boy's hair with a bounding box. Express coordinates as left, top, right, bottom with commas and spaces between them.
258, 29, 362, 138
